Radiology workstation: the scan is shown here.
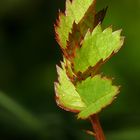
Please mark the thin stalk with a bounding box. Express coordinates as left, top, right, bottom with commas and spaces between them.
90, 114, 106, 140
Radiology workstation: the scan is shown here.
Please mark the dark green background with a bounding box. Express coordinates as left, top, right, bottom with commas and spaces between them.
0, 0, 140, 139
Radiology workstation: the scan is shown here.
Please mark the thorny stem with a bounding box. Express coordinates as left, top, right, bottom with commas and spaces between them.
90, 114, 106, 140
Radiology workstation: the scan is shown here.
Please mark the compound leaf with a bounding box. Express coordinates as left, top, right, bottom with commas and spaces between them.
54, 0, 124, 120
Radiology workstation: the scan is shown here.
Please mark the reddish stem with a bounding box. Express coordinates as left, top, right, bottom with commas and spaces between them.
90, 114, 106, 140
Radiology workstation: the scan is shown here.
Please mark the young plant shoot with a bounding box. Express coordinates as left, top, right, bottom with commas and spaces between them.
54, 0, 124, 139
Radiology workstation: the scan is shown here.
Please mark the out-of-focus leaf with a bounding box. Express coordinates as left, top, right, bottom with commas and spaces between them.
0, 92, 42, 131
107, 128, 140, 140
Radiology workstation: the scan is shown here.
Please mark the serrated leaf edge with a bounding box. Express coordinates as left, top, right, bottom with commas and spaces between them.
76, 75, 120, 119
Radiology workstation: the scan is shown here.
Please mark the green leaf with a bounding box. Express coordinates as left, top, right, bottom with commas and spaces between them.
55, 0, 95, 48
0, 92, 42, 130
73, 24, 124, 73
76, 75, 119, 119
55, 0, 124, 120
55, 63, 119, 119
55, 63, 86, 112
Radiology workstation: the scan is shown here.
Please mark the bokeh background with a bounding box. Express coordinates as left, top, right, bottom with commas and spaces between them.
0, 0, 140, 140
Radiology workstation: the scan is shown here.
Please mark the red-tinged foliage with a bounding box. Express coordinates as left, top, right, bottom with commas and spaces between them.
94, 7, 108, 27
54, 11, 65, 49
54, 82, 80, 113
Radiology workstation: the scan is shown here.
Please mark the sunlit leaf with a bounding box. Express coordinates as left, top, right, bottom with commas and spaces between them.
54, 0, 124, 120
55, 63, 86, 112
55, 0, 95, 48
76, 75, 119, 119
74, 24, 124, 73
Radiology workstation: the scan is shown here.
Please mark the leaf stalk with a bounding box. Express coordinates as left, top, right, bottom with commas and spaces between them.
90, 114, 106, 140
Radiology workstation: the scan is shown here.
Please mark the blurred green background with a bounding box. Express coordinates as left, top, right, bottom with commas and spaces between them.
0, 0, 140, 140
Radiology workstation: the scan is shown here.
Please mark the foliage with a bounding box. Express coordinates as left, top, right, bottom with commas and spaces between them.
55, 0, 124, 119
